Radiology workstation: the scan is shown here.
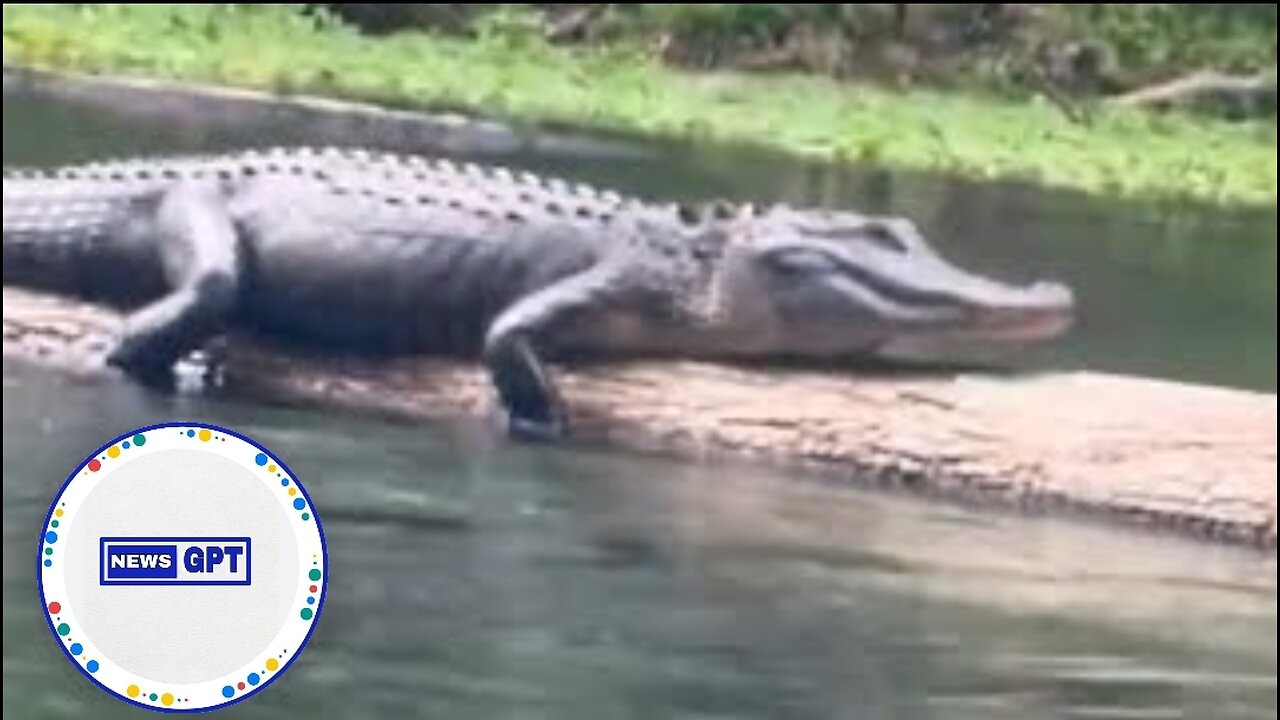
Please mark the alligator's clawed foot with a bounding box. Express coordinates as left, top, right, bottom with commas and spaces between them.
181, 338, 231, 391
485, 333, 572, 443
503, 412, 570, 443
104, 345, 179, 392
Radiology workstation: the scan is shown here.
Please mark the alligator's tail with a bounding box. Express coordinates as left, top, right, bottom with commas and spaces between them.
3, 169, 165, 305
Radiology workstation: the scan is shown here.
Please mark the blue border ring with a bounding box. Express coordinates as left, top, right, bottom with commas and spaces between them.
36, 422, 328, 712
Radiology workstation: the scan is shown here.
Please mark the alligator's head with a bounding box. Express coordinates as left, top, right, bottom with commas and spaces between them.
706, 205, 1075, 365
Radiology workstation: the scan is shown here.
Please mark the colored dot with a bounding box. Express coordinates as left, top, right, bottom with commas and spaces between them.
300, 608, 313, 620
293, 499, 305, 510
57, 623, 70, 636
70, 643, 83, 655
288, 488, 296, 496
149, 693, 158, 701
45, 548, 53, 556
47, 602, 61, 614
237, 682, 245, 691
44, 559, 52, 567
162, 693, 173, 707
87, 459, 101, 472
45, 531, 58, 544
309, 585, 317, 593
255, 453, 268, 466
51, 520, 59, 528
187, 430, 196, 437
247, 673, 260, 686
122, 442, 130, 449
301, 513, 310, 521
265, 658, 279, 671
54, 509, 64, 518
86, 660, 99, 673
127, 685, 140, 699
199, 429, 212, 442
308, 569, 321, 582
306, 596, 315, 605
222, 686, 234, 698
268, 464, 277, 473
281, 479, 289, 487
107, 446, 121, 458
133, 433, 146, 446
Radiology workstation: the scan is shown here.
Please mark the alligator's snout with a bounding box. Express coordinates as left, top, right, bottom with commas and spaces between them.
852, 257, 1078, 363
967, 279, 1076, 341
1028, 280, 1075, 308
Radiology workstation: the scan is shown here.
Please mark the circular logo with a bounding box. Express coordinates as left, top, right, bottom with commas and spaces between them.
36, 422, 327, 712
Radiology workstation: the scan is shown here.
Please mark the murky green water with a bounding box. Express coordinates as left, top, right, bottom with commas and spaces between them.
3, 86, 1277, 719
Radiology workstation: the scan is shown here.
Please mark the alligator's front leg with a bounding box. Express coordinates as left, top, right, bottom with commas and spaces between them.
106, 183, 241, 387
483, 267, 627, 442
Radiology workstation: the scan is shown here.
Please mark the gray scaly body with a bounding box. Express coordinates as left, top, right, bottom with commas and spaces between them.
3, 147, 1075, 439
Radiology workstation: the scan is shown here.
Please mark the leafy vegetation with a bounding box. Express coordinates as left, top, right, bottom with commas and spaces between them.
2, 4, 1275, 206
1062, 5, 1276, 76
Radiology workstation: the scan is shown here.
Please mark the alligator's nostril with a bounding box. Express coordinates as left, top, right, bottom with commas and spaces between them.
1031, 281, 1075, 308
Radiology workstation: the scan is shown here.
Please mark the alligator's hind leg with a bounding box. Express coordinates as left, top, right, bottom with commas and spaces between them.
106, 184, 241, 387
483, 266, 629, 441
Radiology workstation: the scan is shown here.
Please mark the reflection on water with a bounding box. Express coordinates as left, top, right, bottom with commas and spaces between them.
2, 84, 1277, 719
2, 361, 1276, 719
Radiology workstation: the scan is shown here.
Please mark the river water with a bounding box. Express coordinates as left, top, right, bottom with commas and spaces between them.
3, 87, 1276, 719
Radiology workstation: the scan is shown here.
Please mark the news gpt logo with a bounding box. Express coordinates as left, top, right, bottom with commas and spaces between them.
37, 423, 327, 712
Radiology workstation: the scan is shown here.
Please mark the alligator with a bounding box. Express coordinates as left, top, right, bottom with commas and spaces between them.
2, 147, 1075, 439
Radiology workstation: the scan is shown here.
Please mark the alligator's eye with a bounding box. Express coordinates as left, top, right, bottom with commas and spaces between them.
766, 249, 839, 275
799, 220, 910, 254
860, 223, 910, 254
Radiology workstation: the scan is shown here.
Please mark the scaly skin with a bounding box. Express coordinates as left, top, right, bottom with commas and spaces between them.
3, 147, 1075, 439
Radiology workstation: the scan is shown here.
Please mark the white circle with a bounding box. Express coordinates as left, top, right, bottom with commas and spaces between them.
37, 423, 327, 712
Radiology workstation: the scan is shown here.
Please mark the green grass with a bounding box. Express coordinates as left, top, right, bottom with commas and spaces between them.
3, 4, 1276, 207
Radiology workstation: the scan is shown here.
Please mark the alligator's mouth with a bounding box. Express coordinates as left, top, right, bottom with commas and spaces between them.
871, 279, 1076, 363
959, 280, 1076, 339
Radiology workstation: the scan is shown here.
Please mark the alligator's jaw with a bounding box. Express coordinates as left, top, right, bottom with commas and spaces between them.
871, 280, 1076, 365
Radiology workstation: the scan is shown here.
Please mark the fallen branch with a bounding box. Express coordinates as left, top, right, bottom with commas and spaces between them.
1111, 69, 1277, 111
4, 286, 1276, 548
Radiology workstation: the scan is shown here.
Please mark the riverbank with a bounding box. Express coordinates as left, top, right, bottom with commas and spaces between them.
3, 4, 1276, 207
